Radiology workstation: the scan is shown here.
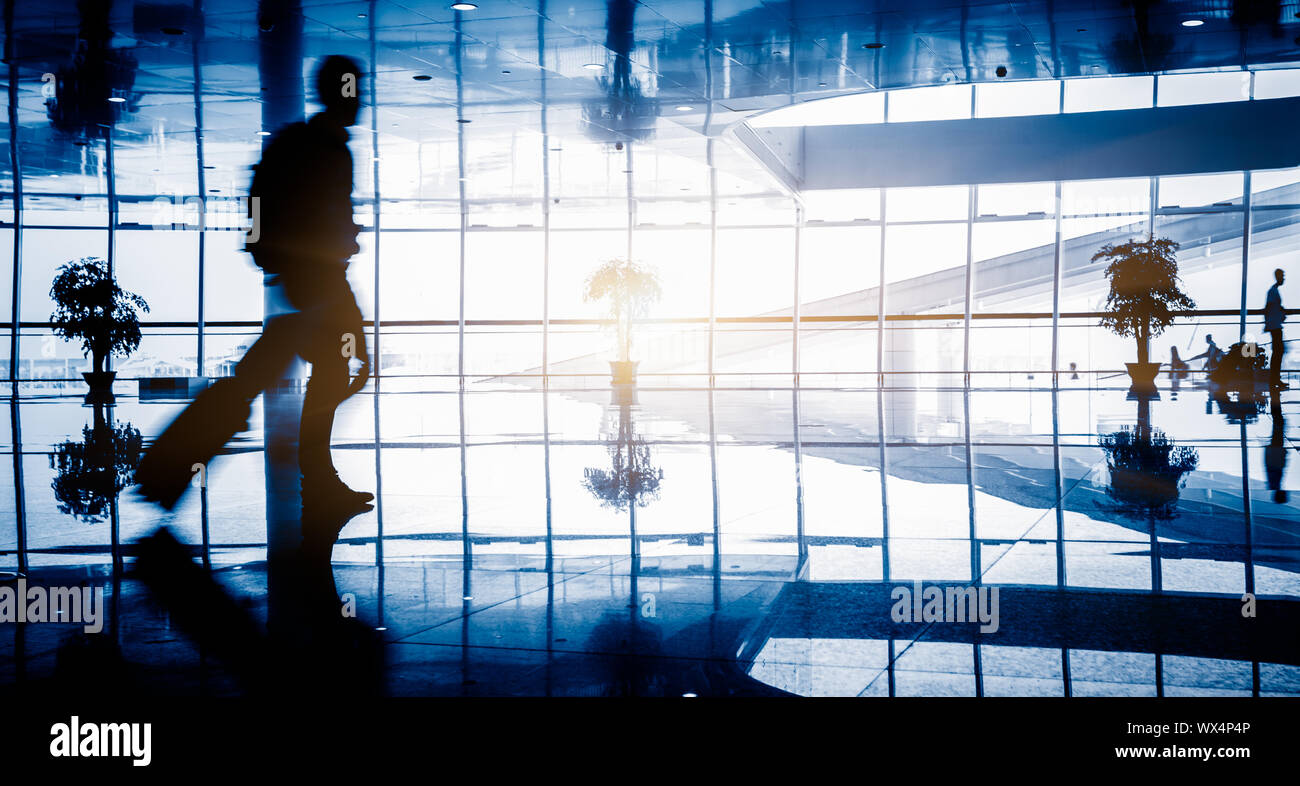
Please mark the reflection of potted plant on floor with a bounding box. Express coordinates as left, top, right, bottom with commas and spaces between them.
583, 400, 663, 512
1093, 237, 1194, 392
49, 257, 149, 401
1099, 390, 1198, 520
1098, 425, 1198, 520
584, 257, 661, 385
50, 405, 143, 524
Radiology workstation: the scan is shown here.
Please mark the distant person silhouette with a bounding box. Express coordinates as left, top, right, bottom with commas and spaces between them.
137, 55, 373, 511
1188, 334, 1223, 373
1266, 395, 1288, 504
1168, 346, 1189, 379
1266, 268, 1288, 390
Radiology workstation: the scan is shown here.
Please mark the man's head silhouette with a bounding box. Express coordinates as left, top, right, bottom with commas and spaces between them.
316, 55, 363, 127
1276, 268, 1286, 286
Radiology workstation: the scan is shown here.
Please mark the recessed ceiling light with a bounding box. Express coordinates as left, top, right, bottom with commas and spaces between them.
501, 69, 511, 74
107, 96, 125, 103
357, 13, 367, 19
1181, 19, 1204, 27
462, 595, 473, 600
412, 74, 432, 81
675, 105, 691, 111
582, 63, 605, 70
450, 2, 478, 9
863, 42, 885, 49
257, 130, 271, 136
817, 81, 827, 87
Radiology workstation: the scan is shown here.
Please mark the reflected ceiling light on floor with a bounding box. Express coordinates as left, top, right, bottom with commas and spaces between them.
257, 130, 271, 136
675, 105, 691, 111
107, 96, 125, 103
1181, 19, 1204, 27
582, 63, 605, 70
450, 2, 478, 9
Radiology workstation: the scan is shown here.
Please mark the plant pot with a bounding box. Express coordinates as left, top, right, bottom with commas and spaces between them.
609, 360, 639, 385
1124, 362, 1161, 392
82, 371, 117, 403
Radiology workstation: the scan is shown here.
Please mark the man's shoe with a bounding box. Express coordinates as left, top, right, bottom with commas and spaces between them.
303, 475, 374, 510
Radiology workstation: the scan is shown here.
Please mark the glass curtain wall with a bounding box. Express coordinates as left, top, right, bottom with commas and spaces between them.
6, 68, 1300, 392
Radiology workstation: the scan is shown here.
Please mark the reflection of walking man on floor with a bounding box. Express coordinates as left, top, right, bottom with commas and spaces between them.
137, 56, 374, 510
1266, 396, 1288, 504
1266, 268, 1288, 390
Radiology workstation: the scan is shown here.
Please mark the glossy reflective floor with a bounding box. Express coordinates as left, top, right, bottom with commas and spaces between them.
2, 374, 1300, 696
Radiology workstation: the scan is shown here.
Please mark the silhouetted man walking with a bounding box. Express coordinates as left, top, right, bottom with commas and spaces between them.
1188, 334, 1222, 373
137, 56, 373, 510
1266, 268, 1288, 390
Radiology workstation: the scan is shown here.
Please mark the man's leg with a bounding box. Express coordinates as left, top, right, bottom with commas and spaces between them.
298, 335, 351, 487
231, 315, 305, 399
293, 271, 372, 505
1270, 328, 1286, 387
137, 315, 303, 509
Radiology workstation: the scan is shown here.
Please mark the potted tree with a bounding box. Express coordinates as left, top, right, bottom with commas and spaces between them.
49, 256, 150, 400
1093, 236, 1194, 392
584, 257, 662, 385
